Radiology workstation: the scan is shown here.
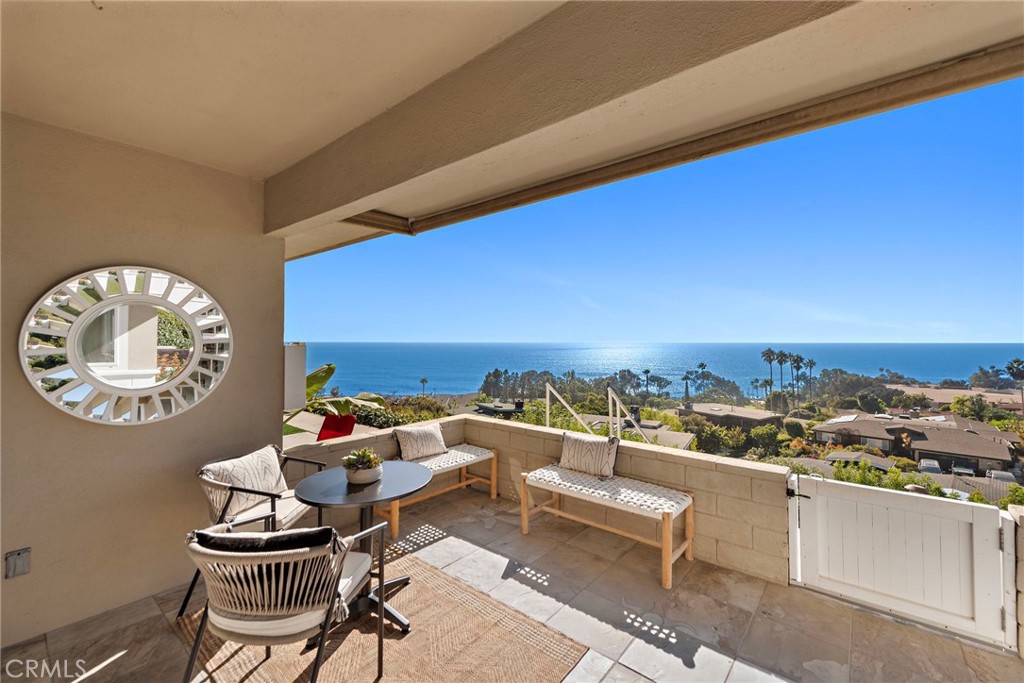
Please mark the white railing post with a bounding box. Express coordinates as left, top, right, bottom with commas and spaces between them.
608, 387, 615, 439
544, 383, 594, 434
545, 384, 551, 428
607, 388, 651, 444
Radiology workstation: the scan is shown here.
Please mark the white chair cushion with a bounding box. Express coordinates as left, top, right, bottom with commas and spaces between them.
209, 607, 328, 638
527, 465, 691, 519
395, 422, 447, 460
559, 432, 618, 478
230, 491, 309, 530
410, 444, 493, 475
338, 551, 371, 602
200, 445, 287, 518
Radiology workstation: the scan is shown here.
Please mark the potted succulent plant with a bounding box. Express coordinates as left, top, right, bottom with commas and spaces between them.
342, 447, 383, 484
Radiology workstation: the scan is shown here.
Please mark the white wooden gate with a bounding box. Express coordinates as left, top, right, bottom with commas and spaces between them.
788, 474, 1017, 650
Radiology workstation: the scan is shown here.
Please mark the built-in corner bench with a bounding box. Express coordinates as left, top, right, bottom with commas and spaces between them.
520, 464, 694, 588
376, 444, 497, 539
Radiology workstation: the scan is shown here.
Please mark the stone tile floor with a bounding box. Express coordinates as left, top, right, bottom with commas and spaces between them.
3, 488, 1022, 682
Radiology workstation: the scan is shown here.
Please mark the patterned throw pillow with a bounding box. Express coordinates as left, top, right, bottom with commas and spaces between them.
559, 432, 619, 478
200, 445, 287, 518
394, 422, 447, 461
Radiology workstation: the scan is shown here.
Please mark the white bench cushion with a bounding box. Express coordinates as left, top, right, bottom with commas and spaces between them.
526, 464, 691, 519
409, 443, 493, 475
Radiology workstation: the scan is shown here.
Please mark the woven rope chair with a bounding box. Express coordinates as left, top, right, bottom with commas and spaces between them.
177, 445, 326, 618
182, 522, 386, 683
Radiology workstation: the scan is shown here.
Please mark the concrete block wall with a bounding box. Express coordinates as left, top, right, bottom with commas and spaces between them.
461, 415, 791, 585
284, 414, 791, 585
283, 416, 466, 530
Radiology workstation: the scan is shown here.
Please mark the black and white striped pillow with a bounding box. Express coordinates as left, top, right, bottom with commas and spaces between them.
559, 432, 619, 478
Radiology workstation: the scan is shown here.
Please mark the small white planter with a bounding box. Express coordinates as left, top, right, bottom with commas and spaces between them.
346, 464, 383, 485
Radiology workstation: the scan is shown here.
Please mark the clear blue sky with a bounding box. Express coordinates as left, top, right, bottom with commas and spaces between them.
286, 78, 1024, 344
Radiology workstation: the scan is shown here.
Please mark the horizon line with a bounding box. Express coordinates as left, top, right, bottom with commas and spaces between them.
288, 339, 1024, 345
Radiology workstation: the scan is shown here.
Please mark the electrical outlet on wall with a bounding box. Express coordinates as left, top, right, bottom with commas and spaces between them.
5, 548, 30, 578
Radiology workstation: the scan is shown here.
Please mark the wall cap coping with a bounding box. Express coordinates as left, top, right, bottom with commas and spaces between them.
1009, 504, 1024, 526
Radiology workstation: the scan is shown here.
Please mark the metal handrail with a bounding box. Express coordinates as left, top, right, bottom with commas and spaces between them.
544, 383, 594, 434
607, 387, 651, 444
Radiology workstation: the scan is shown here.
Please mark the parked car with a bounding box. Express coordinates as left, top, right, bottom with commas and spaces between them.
951, 466, 975, 477
918, 459, 942, 474
986, 470, 1017, 483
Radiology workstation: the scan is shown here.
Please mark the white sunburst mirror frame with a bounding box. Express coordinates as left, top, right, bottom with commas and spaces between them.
20, 266, 232, 425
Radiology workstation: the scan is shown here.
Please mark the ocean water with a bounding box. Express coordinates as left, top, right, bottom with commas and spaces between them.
304, 342, 1024, 398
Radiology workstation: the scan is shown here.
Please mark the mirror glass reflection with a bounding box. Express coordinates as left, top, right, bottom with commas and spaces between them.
78, 303, 193, 389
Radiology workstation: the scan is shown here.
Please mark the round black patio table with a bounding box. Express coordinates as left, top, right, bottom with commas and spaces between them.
295, 460, 432, 632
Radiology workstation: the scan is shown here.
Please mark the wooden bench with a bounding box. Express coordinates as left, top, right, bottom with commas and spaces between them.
376, 444, 497, 539
520, 464, 694, 589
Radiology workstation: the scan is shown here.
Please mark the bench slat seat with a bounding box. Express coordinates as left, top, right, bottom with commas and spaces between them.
526, 465, 691, 519
375, 443, 497, 539
521, 464, 694, 589
409, 444, 495, 475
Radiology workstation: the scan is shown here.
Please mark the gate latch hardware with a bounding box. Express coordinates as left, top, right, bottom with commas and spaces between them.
786, 488, 809, 499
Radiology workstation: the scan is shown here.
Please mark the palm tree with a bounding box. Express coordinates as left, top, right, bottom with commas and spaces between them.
762, 378, 774, 408
1006, 358, 1024, 410
642, 368, 651, 399
681, 370, 697, 402
776, 351, 789, 397
805, 358, 816, 398
696, 362, 708, 392
790, 354, 804, 400
750, 378, 760, 399
761, 348, 776, 395
419, 377, 428, 395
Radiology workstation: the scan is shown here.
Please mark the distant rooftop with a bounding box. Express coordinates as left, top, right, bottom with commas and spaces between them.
813, 411, 1016, 462
683, 403, 785, 422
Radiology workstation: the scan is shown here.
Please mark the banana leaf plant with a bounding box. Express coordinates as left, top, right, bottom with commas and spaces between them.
284, 363, 386, 424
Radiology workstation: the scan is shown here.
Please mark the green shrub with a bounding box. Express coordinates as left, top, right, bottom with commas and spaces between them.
721, 426, 747, 449
157, 309, 192, 349
40, 377, 73, 393
743, 447, 765, 460
888, 456, 918, 471
389, 395, 448, 420
832, 461, 949, 498
836, 397, 859, 409
640, 407, 682, 432
783, 420, 805, 438
967, 490, 990, 505
354, 405, 405, 428
750, 424, 780, 454
28, 353, 67, 370
787, 409, 815, 420
998, 484, 1024, 510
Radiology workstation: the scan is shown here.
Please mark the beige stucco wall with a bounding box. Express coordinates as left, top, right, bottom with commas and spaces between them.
0, 115, 284, 646
289, 415, 791, 585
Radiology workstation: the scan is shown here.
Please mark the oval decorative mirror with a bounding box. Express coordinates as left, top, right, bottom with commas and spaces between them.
20, 267, 232, 424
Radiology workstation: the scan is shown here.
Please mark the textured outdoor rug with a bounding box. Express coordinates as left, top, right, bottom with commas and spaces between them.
177, 553, 587, 682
